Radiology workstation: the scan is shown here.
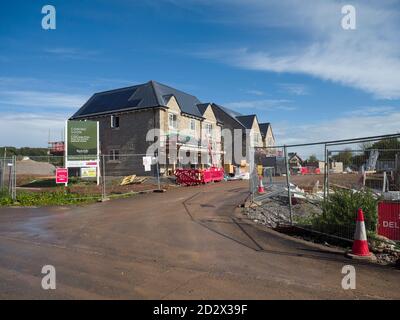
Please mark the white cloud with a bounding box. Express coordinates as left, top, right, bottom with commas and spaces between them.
0, 90, 88, 109
272, 109, 400, 159
274, 110, 400, 145
345, 106, 397, 116
43, 47, 101, 60
245, 89, 264, 96
0, 113, 66, 147
224, 99, 295, 111
278, 83, 309, 96
189, 0, 400, 99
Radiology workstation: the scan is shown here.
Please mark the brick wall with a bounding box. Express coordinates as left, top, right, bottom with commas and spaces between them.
84, 108, 162, 176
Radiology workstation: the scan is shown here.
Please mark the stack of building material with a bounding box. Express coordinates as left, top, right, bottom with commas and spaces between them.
224, 164, 234, 175
239, 160, 250, 174
120, 175, 147, 186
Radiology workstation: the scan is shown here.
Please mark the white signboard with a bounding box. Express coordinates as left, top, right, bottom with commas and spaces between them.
67, 160, 99, 168
81, 167, 97, 178
143, 156, 152, 172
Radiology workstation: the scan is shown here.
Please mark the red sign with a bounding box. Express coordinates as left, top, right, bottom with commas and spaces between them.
378, 201, 400, 241
56, 168, 68, 184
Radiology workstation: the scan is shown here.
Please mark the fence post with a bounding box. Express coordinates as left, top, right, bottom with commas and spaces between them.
101, 154, 106, 201
1, 148, 6, 189
0, 159, 3, 190
324, 144, 327, 201
249, 146, 256, 202
12, 155, 16, 201
326, 147, 330, 197
156, 157, 161, 191
284, 145, 293, 225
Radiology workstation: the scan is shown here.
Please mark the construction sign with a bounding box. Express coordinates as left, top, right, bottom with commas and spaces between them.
66, 120, 99, 167
56, 168, 68, 184
378, 201, 400, 241
81, 167, 97, 178
65, 120, 100, 185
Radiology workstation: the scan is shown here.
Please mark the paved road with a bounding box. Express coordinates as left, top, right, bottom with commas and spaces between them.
0, 180, 399, 299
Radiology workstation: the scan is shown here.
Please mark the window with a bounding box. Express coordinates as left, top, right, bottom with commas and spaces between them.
190, 119, 196, 131
205, 123, 213, 136
109, 149, 120, 161
168, 113, 178, 130
111, 115, 120, 128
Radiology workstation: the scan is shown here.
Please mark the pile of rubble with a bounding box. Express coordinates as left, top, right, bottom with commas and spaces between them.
244, 199, 291, 228
370, 235, 400, 265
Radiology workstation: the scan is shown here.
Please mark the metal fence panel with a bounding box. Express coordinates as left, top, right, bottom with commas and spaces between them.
102, 154, 163, 200
10, 154, 166, 203
247, 135, 400, 243
0, 157, 15, 199
14, 155, 103, 202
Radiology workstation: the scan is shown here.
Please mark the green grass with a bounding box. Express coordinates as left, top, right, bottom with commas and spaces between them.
0, 189, 100, 206
20, 177, 96, 188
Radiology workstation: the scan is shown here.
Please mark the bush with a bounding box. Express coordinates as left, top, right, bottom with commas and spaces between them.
312, 188, 379, 233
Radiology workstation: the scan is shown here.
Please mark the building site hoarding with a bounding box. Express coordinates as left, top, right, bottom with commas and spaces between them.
65, 120, 99, 184
65, 120, 99, 167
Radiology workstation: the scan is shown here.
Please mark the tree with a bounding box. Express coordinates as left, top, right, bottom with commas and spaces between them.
307, 154, 318, 163
367, 138, 400, 160
0, 146, 48, 158
332, 148, 353, 167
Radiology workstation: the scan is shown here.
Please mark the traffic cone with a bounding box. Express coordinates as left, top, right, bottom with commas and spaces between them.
257, 175, 265, 194
351, 208, 371, 256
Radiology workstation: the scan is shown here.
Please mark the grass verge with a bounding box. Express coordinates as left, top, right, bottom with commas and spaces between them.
0, 188, 100, 206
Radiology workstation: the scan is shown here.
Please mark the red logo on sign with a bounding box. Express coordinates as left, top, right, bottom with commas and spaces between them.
56, 168, 68, 184
378, 201, 400, 241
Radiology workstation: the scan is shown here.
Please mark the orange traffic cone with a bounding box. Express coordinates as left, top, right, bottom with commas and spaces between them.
257, 175, 265, 194
351, 208, 372, 257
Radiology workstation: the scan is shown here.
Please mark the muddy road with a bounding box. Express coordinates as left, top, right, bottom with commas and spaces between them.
0, 180, 399, 299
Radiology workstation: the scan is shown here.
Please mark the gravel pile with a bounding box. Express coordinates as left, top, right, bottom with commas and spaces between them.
16, 159, 56, 175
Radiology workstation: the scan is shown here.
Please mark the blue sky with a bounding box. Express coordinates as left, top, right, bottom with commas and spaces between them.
1, 0, 400, 147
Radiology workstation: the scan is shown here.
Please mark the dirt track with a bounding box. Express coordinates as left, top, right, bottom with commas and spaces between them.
0, 180, 399, 299
274, 173, 362, 190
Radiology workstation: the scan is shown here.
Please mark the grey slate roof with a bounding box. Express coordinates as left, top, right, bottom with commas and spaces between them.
210, 103, 245, 128
236, 115, 257, 129
196, 103, 211, 116
213, 104, 242, 119
70, 80, 269, 134
70, 80, 203, 119
259, 122, 270, 137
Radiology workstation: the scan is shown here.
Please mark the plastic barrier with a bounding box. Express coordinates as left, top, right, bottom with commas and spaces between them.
378, 201, 400, 241
210, 167, 224, 182
300, 166, 321, 175
175, 167, 224, 186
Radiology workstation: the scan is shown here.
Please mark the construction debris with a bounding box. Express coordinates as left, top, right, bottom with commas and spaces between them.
120, 175, 147, 186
